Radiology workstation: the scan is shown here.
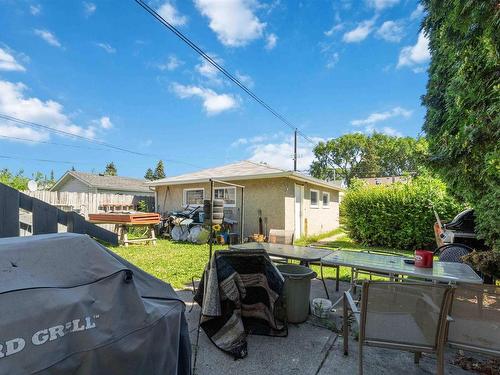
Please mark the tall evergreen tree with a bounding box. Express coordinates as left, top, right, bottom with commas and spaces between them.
144, 168, 155, 180
153, 160, 166, 180
104, 162, 117, 176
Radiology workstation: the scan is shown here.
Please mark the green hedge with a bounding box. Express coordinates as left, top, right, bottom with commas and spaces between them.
342, 175, 463, 250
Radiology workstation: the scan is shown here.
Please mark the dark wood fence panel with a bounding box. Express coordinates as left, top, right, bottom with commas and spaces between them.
0, 183, 118, 245
32, 199, 59, 235
0, 184, 20, 238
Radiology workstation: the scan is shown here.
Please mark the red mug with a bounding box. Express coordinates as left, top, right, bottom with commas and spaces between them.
414, 250, 433, 268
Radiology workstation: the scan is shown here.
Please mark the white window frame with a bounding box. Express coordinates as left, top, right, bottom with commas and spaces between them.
214, 186, 236, 207
183, 188, 205, 206
310, 189, 319, 208
322, 191, 330, 208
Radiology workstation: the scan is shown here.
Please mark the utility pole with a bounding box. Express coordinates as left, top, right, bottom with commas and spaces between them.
293, 128, 297, 171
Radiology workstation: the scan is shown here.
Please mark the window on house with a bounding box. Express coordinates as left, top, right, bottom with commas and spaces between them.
310, 189, 319, 208
183, 188, 204, 206
322, 192, 330, 208
214, 187, 236, 207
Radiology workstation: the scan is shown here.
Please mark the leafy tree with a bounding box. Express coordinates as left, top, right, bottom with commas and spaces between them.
422, 0, 499, 249
153, 160, 166, 180
104, 162, 117, 176
0, 168, 30, 190
310, 133, 427, 186
144, 168, 155, 181
50, 170, 55, 182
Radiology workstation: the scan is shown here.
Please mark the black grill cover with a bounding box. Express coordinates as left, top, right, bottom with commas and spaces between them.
0, 233, 191, 375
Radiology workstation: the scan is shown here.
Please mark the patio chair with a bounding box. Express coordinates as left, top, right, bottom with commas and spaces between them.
193, 249, 287, 360
343, 281, 454, 375
447, 283, 500, 357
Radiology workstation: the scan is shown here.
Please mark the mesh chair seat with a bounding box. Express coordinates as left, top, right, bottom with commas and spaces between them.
343, 281, 454, 375
448, 284, 500, 356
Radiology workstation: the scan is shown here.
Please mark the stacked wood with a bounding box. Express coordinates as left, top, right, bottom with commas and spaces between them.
88, 213, 160, 225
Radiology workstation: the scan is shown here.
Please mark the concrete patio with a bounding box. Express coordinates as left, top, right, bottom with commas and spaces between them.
178, 279, 478, 375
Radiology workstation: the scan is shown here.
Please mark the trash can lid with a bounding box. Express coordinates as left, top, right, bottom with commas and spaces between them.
277, 264, 317, 280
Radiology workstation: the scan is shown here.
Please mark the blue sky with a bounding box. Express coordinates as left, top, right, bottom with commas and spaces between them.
0, 0, 429, 180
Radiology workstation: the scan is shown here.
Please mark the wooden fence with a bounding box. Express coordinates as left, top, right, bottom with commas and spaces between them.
22, 190, 155, 218
0, 183, 118, 245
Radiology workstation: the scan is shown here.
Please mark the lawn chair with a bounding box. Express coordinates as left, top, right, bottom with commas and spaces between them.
343, 281, 454, 375
193, 249, 287, 360
447, 284, 500, 357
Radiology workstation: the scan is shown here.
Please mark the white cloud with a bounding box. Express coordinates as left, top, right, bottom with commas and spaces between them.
171, 83, 238, 115
376, 20, 404, 42
0, 48, 26, 72
326, 52, 340, 69
242, 134, 323, 171
380, 126, 402, 137
0, 79, 96, 142
98, 116, 112, 129
235, 71, 254, 88
95, 42, 116, 54
351, 106, 412, 126
83, 2, 96, 16
30, 4, 41, 15
410, 4, 425, 20
265, 33, 278, 50
195, 55, 221, 79
397, 31, 430, 71
324, 23, 344, 36
342, 20, 374, 43
367, 0, 399, 11
231, 133, 282, 147
157, 1, 187, 26
158, 55, 183, 71
34, 29, 61, 48
194, 0, 266, 47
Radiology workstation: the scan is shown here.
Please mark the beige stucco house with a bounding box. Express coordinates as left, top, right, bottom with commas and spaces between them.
149, 160, 343, 240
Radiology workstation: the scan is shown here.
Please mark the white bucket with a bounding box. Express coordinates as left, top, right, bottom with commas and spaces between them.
311, 298, 332, 319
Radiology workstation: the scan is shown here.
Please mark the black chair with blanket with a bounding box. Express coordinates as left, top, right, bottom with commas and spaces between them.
193, 249, 287, 359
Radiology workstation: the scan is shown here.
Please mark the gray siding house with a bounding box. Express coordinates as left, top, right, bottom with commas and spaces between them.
51, 171, 153, 196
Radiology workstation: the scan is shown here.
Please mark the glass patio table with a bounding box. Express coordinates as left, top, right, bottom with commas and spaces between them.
321, 250, 484, 285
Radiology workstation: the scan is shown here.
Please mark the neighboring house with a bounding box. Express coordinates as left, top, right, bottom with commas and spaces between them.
148, 160, 343, 240
360, 176, 410, 186
51, 171, 154, 196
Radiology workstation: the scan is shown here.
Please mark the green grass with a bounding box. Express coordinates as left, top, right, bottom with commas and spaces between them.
112, 241, 226, 290
294, 227, 344, 246
112, 228, 415, 290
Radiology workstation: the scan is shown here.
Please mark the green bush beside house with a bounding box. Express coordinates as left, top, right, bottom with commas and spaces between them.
342, 175, 463, 250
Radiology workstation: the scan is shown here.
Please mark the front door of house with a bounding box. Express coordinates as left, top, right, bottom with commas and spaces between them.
294, 184, 303, 240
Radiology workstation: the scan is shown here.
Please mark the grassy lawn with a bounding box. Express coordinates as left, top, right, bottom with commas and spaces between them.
112, 227, 413, 290
113, 241, 226, 290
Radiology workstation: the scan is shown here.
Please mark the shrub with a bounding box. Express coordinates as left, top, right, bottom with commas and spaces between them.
342, 175, 463, 250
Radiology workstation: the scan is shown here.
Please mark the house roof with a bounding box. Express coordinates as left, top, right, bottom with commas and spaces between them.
148, 160, 343, 191
51, 171, 152, 193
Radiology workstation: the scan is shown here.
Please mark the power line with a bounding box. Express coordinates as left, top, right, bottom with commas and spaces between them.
0, 154, 95, 166
0, 134, 108, 152
0, 113, 151, 156
0, 113, 202, 169
134, 0, 317, 146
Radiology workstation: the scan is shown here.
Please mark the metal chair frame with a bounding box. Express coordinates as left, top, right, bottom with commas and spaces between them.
343, 281, 455, 375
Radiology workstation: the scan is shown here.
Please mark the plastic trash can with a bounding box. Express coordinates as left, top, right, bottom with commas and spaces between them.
277, 264, 317, 323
